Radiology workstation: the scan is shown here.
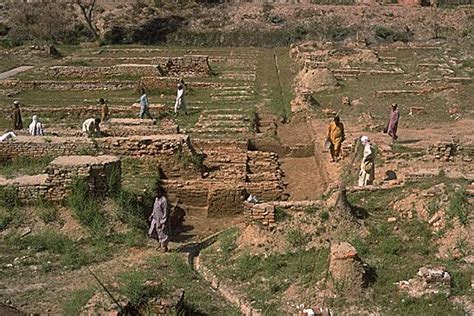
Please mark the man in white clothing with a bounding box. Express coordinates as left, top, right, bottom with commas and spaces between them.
174, 81, 187, 114
0, 131, 16, 142
29, 115, 44, 136
358, 135, 375, 186
82, 117, 101, 137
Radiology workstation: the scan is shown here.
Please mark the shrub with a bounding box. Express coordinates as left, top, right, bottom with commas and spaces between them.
286, 229, 308, 249
0, 22, 10, 36
0, 210, 13, 230
67, 179, 105, 233
448, 189, 470, 225
220, 228, 238, 259
274, 207, 289, 222
0, 186, 20, 210
375, 25, 396, 40
320, 210, 330, 221
235, 254, 261, 281
119, 271, 147, 307
62, 288, 95, 315
330, 27, 353, 41
374, 25, 412, 43
37, 202, 60, 224
103, 26, 129, 45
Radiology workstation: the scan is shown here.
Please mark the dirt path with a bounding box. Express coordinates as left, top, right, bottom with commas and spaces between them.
0, 66, 34, 80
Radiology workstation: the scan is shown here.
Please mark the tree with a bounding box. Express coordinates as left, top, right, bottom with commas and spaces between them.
75, 0, 99, 39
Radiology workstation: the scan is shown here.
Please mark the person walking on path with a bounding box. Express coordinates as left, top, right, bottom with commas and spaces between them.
326, 115, 345, 162
358, 136, 375, 186
11, 100, 23, 130
99, 98, 110, 122
174, 79, 187, 115
148, 187, 169, 253
385, 103, 400, 143
28, 115, 44, 136
139, 88, 153, 119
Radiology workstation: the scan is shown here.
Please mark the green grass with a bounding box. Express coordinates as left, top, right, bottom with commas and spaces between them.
346, 181, 470, 314
447, 189, 471, 225
0, 156, 54, 179
255, 47, 295, 120
67, 179, 106, 234
61, 288, 96, 315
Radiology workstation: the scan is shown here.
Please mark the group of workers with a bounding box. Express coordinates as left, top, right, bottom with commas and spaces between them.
4, 80, 401, 250
326, 103, 400, 186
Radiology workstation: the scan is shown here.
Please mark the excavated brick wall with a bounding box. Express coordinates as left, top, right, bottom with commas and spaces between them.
0, 155, 121, 203
45, 56, 210, 79
0, 135, 194, 177
0, 79, 135, 91
45, 155, 121, 201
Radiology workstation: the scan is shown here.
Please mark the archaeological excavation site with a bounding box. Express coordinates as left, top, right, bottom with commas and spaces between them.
0, 0, 473, 315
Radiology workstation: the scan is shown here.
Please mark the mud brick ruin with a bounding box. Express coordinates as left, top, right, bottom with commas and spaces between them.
0, 155, 121, 202
46, 55, 210, 79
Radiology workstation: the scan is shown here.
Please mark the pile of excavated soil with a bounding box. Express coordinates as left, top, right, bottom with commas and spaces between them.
294, 67, 338, 93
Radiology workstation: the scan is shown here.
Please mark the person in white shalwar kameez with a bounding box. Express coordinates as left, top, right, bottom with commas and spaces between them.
358, 136, 375, 186
174, 82, 187, 114
28, 115, 44, 136
148, 187, 169, 252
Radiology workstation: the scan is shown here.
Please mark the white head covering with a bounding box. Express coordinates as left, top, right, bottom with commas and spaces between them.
13, 100, 20, 105
32, 115, 38, 121
361, 136, 370, 144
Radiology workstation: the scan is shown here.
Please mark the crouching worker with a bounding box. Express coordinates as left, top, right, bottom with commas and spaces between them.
148, 187, 169, 253
82, 117, 101, 137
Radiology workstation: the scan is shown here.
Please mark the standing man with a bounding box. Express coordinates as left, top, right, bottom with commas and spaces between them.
358, 136, 375, 186
82, 117, 101, 137
139, 88, 153, 119
386, 103, 400, 143
174, 80, 187, 115
28, 115, 44, 136
148, 187, 169, 253
326, 115, 345, 162
11, 100, 23, 130
99, 98, 109, 122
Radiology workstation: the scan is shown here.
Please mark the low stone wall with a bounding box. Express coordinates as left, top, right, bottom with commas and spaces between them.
0, 175, 49, 201
0, 135, 193, 177
0, 155, 121, 203
45, 155, 121, 201
0, 79, 135, 91
0, 134, 189, 158
427, 142, 473, 162
139, 76, 223, 91
244, 200, 324, 226
45, 55, 210, 79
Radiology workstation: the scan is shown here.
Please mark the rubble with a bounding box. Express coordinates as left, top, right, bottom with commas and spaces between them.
397, 267, 451, 298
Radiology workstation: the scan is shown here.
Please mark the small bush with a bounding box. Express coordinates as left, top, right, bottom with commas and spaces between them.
0, 22, 10, 36
38, 204, 60, 224
119, 271, 147, 307
274, 207, 289, 222
0, 210, 13, 230
24, 228, 75, 253
0, 186, 20, 210
67, 179, 105, 233
330, 27, 353, 41
235, 254, 261, 281
220, 231, 238, 259
103, 26, 129, 45
448, 189, 470, 225
375, 25, 412, 43
286, 229, 308, 249
320, 211, 330, 221
304, 206, 318, 214
62, 288, 95, 315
